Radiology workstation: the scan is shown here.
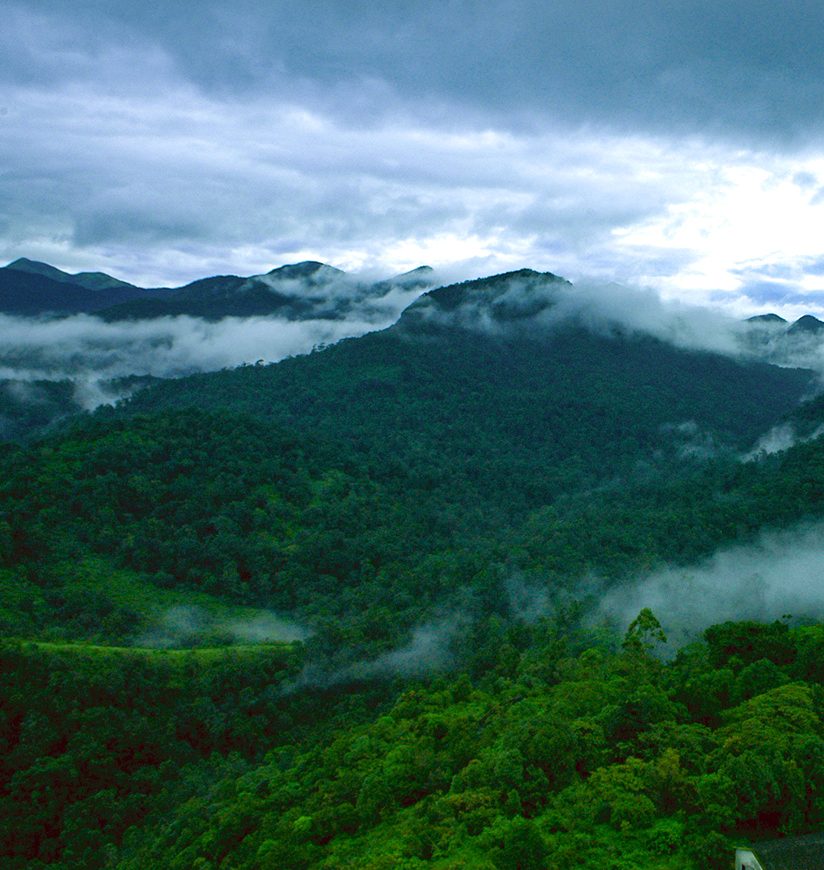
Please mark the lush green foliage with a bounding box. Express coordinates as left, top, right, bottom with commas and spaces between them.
4, 399, 824, 654
3, 620, 821, 869
0, 640, 301, 867
120, 321, 812, 517
2, 280, 824, 867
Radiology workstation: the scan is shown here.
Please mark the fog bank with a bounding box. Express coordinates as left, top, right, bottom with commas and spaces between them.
136, 605, 310, 648
597, 522, 824, 646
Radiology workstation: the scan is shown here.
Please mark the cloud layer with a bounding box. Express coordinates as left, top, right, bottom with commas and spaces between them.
0, 313, 373, 384
4, 3, 824, 311
136, 605, 310, 648
7, 1, 824, 141
0, 268, 430, 405
597, 522, 824, 647
3, 272, 824, 425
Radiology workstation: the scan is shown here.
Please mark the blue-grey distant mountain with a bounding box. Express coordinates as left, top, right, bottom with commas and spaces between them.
744, 311, 824, 336
787, 313, 824, 334
0, 261, 157, 315
96, 260, 435, 320
746, 313, 787, 324
99, 261, 346, 321
95, 261, 436, 321
742, 310, 824, 370
94, 273, 306, 321
0, 258, 437, 319
5, 257, 138, 291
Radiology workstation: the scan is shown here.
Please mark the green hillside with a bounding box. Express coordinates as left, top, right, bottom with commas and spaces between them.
1, 269, 823, 867
118, 273, 813, 520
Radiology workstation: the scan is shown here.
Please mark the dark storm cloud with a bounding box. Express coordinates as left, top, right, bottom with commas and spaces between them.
8, 0, 824, 142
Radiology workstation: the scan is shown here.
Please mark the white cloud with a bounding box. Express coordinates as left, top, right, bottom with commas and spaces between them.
0, 312, 379, 385
616, 156, 824, 306
597, 523, 824, 647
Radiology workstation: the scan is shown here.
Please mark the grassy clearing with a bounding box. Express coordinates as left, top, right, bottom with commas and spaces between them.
1, 556, 309, 649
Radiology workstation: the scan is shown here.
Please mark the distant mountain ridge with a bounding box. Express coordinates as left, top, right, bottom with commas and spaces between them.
743, 308, 824, 370
4, 257, 824, 336
0, 267, 154, 316
0, 258, 437, 319
788, 313, 824, 334
5, 257, 138, 291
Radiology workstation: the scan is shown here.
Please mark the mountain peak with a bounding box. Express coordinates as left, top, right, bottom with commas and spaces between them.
746, 313, 787, 324
420, 268, 567, 309
384, 265, 436, 290
400, 268, 570, 329
5, 257, 68, 279
265, 261, 345, 280
788, 314, 824, 334
396, 265, 433, 277
4, 257, 134, 291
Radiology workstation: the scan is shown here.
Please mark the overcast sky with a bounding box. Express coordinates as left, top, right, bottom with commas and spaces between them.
4, 1, 824, 315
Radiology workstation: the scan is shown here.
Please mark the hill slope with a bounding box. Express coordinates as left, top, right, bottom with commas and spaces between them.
0, 268, 152, 315
2, 267, 824, 869
4, 257, 137, 291
119, 270, 815, 514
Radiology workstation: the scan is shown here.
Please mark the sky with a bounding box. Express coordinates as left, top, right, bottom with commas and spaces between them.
4, 1, 824, 316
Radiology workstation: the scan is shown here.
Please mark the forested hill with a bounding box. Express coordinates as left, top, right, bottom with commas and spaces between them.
2, 268, 824, 868
0, 267, 152, 315
116, 270, 814, 514
0, 257, 437, 319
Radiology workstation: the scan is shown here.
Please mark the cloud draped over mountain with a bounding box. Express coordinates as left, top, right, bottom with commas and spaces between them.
0, 312, 375, 385
3, 266, 824, 418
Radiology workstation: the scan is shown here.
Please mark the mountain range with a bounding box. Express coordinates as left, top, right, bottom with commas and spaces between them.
0, 258, 437, 320
5, 256, 824, 340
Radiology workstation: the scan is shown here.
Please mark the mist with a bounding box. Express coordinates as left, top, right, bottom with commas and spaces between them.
0, 266, 438, 414
0, 312, 376, 379
661, 420, 723, 460
596, 522, 824, 648
412, 274, 746, 354
0, 311, 384, 412
283, 616, 461, 694
412, 272, 824, 382
355, 621, 457, 678
741, 421, 824, 460
538, 280, 749, 357
4, 270, 824, 422
505, 574, 551, 624
555, 280, 824, 382
135, 605, 310, 648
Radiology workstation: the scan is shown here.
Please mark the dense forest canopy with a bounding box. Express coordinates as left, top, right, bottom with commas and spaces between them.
1, 268, 823, 868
